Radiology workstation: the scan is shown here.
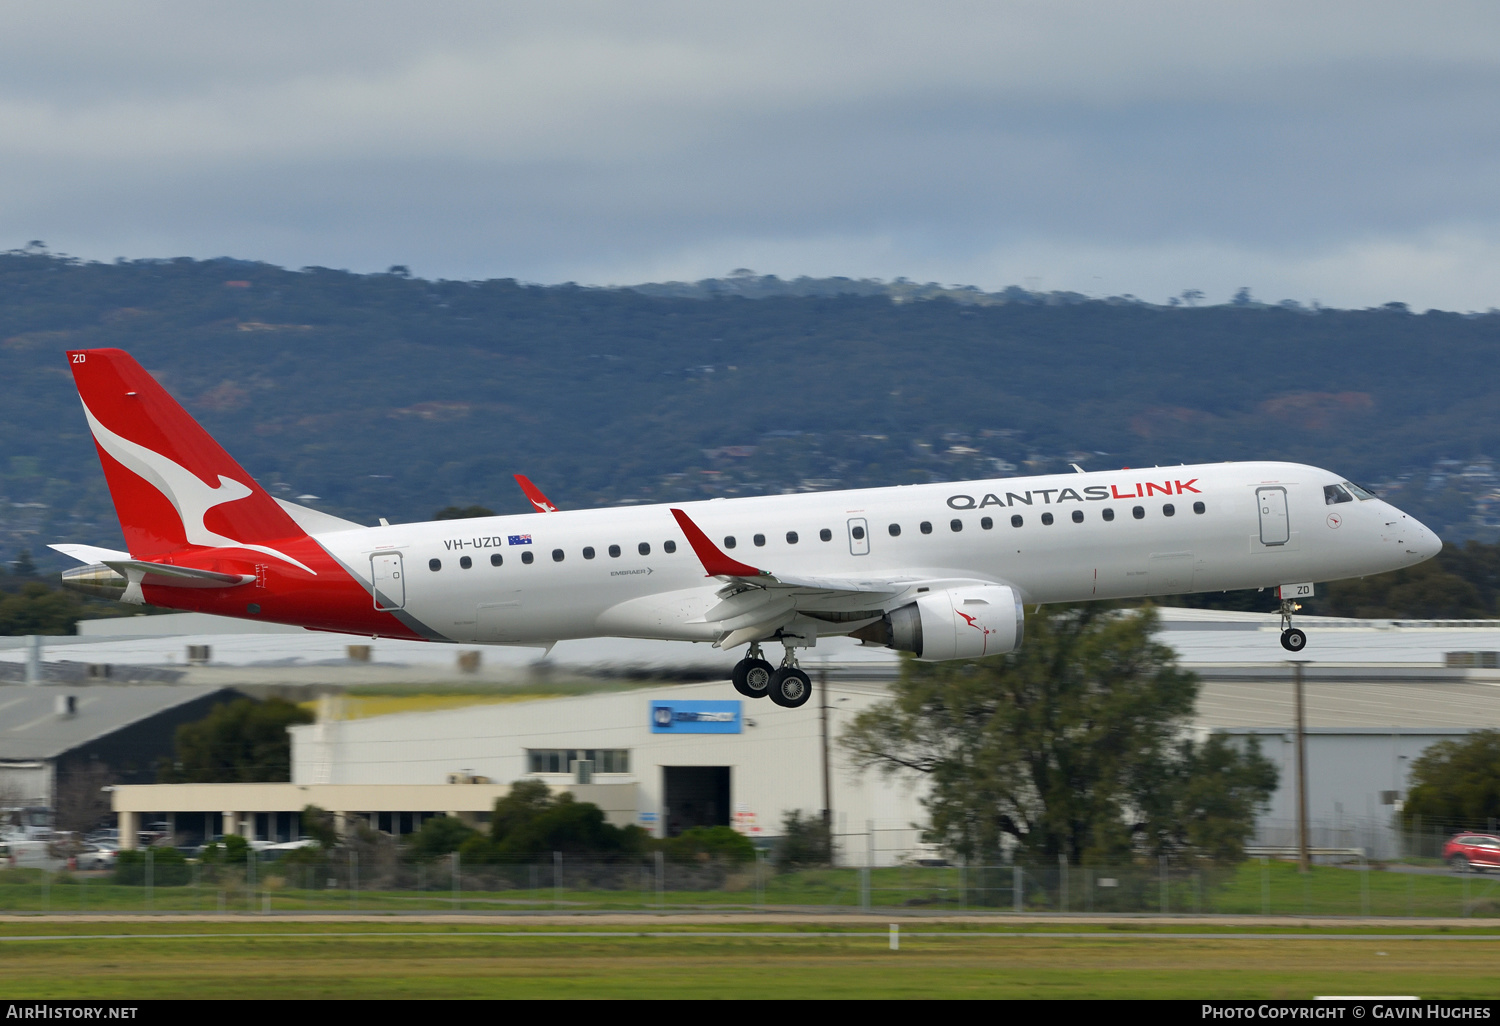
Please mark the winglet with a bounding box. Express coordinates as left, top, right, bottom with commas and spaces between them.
514, 475, 558, 513
670, 508, 766, 578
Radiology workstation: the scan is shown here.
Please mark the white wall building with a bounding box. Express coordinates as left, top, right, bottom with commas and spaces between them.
290, 678, 927, 863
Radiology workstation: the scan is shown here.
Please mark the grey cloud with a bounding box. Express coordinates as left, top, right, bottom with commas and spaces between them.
2, 2, 1499, 307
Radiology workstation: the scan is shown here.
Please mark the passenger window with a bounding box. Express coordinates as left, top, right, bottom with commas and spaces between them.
888, 523, 901, 537
490, 553, 503, 567
521, 551, 534, 564
980, 517, 992, 530
1041, 512, 1054, 526
1011, 515, 1023, 528
753, 534, 765, 547
608, 544, 621, 558
1071, 510, 1084, 524
786, 532, 798, 544
1193, 501, 1206, 514
638, 542, 650, 555
664, 540, 677, 553
583, 546, 595, 559
459, 556, 472, 569
1324, 484, 1353, 505
920, 521, 932, 535
950, 519, 963, 532
724, 536, 737, 549
1163, 503, 1175, 517
1102, 508, 1115, 522
429, 558, 441, 572
1132, 506, 1145, 519
819, 528, 832, 542
552, 549, 564, 562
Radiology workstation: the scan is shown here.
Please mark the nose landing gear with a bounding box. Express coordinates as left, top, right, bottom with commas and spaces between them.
1279, 598, 1307, 652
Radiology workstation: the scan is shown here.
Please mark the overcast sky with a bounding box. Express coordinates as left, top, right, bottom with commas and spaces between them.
3, 1, 1499, 309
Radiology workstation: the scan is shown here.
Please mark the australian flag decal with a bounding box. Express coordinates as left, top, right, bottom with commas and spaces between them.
508, 534, 532, 545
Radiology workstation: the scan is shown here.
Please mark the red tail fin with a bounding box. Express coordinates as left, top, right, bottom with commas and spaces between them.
514, 474, 559, 513
67, 349, 307, 561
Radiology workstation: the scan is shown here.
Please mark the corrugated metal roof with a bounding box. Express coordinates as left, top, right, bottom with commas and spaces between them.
0, 685, 233, 761
1194, 677, 1500, 730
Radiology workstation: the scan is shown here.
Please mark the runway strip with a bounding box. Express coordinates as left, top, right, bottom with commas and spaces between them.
3, 930, 1500, 942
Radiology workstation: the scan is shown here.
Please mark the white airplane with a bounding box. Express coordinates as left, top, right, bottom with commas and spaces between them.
54, 348, 1441, 708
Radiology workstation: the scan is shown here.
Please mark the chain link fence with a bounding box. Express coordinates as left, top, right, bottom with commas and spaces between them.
4, 844, 1500, 916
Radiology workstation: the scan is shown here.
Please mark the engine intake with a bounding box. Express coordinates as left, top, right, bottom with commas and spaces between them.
851, 584, 1024, 661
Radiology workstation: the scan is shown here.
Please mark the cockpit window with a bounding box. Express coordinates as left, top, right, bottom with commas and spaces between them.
1343, 480, 1377, 500
1324, 484, 1353, 505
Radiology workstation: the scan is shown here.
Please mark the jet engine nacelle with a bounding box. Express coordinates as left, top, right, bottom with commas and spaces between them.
853, 584, 1024, 661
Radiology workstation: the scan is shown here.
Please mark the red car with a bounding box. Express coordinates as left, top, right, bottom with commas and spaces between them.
1443, 833, 1500, 872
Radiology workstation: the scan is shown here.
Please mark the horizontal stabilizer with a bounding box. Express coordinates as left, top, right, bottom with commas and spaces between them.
103, 559, 254, 587
49, 543, 132, 565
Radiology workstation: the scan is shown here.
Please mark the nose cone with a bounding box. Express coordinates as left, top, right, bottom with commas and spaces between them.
1411, 520, 1443, 562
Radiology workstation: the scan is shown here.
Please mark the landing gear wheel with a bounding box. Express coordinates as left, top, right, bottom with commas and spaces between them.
1278, 597, 1308, 653
767, 667, 812, 708
732, 658, 775, 699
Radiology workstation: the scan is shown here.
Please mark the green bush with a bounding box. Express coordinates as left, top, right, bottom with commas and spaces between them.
661, 826, 756, 864
773, 811, 832, 871
115, 846, 190, 886
404, 815, 478, 861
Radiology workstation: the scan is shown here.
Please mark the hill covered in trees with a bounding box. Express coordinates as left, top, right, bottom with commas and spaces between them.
2, 251, 1497, 584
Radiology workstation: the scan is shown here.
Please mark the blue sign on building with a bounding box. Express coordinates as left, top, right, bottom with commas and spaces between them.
649, 700, 742, 734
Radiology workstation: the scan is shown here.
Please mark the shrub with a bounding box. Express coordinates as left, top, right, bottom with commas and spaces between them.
115, 846, 190, 886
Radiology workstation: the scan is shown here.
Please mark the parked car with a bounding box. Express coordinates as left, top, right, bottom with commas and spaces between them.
74, 844, 118, 870
258, 838, 320, 862
1443, 833, 1500, 872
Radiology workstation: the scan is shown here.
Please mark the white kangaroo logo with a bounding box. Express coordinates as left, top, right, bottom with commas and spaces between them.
81, 399, 316, 575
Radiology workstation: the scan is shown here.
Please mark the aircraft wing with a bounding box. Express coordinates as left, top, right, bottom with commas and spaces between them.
669, 507, 908, 647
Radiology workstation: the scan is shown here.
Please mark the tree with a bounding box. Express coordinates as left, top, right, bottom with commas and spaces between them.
772, 811, 831, 871
53, 759, 116, 835
459, 779, 649, 860
1404, 730, 1500, 830
1133, 734, 1279, 862
300, 804, 338, 848
405, 814, 477, 860
159, 697, 313, 783
840, 605, 1276, 865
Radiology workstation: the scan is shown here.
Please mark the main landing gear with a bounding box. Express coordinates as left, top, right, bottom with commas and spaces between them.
1279, 598, 1307, 653
731, 642, 812, 709
731, 643, 774, 699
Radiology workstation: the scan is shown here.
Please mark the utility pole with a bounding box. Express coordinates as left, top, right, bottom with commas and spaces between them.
1291, 660, 1311, 874
819, 669, 831, 830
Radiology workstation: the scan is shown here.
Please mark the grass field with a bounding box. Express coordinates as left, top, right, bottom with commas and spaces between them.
2, 919, 1498, 999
